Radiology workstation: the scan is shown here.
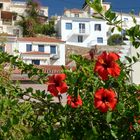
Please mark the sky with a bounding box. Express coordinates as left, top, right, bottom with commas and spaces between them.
14, 0, 140, 16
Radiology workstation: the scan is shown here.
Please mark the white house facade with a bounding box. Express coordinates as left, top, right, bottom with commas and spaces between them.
0, 0, 48, 37
56, 16, 108, 47
11, 37, 65, 66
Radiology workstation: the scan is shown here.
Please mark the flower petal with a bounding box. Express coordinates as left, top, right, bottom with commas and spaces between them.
48, 84, 58, 97
108, 52, 120, 61
48, 75, 55, 83
94, 88, 117, 113
55, 74, 66, 82
56, 82, 68, 93
67, 95, 82, 108
99, 103, 108, 113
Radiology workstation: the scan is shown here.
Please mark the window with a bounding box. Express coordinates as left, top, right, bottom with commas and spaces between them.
124, 18, 128, 21
39, 10, 44, 16
121, 29, 126, 36
32, 60, 40, 65
38, 45, 44, 52
0, 3, 3, 9
97, 37, 103, 43
78, 35, 83, 43
95, 24, 101, 31
123, 18, 128, 27
79, 23, 85, 33
75, 14, 79, 17
26, 44, 32, 52
0, 46, 4, 52
50, 45, 56, 54
66, 23, 72, 30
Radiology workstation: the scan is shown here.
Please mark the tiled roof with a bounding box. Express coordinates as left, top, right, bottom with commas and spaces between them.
12, 65, 75, 81
12, 65, 64, 75
0, 0, 10, 2
18, 37, 65, 43
38, 65, 65, 74
64, 8, 83, 13
0, 32, 16, 37
1, 11, 13, 20
21, 51, 50, 55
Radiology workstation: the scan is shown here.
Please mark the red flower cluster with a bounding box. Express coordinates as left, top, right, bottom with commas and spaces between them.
94, 51, 121, 80
67, 95, 82, 108
94, 88, 117, 113
47, 74, 68, 97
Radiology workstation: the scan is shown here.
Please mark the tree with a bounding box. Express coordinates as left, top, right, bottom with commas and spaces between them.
17, 0, 56, 37
107, 34, 125, 46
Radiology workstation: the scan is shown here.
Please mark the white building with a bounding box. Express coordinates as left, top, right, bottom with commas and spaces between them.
56, 15, 108, 47
11, 37, 65, 66
0, 0, 48, 37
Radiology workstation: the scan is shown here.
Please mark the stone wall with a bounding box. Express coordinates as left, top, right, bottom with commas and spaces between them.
65, 44, 122, 64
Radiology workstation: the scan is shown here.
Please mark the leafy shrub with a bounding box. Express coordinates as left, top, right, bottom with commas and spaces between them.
0, 0, 140, 139
107, 34, 126, 46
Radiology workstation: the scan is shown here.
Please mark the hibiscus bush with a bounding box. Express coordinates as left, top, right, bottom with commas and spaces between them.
1, 0, 140, 139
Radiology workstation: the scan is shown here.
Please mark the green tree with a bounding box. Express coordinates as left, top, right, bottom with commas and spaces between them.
107, 34, 125, 46
17, 0, 56, 37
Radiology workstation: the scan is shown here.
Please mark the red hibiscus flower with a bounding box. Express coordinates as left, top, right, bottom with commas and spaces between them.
67, 95, 82, 108
94, 51, 121, 80
47, 74, 68, 97
94, 88, 117, 113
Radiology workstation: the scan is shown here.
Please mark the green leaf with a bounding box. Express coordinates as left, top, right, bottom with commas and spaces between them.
92, 126, 98, 135
106, 111, 112, 123
132, 56, 138, 63
130, 11, 137, 24
136, 100, 140, 113
125, 56, 132, 63
86, 0, 103, 13
12, 116, 19, 125
111, 129, 118, 139
136, 52, 140, 58
111, 27, 115, 33
105, 8, 111, 18
117, 102, 124, 111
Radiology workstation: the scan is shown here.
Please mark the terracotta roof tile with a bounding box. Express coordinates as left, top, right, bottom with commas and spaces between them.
64, 8, 83, 14
21, 51, 50, 55
0, 0, 10, 2
0, 32, 16, 37
12, 65, 75, 76
18, 37, 65, 43
1, 11, 13, 20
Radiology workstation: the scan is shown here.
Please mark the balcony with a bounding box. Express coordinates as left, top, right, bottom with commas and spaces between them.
2, 20, 12, 25
67, 28, 89, 39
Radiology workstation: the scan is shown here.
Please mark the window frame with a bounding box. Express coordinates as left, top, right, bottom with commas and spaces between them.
95, 24, 101, 31
97, 37, 103, 43
32, 60, 40, 65
26, 44, 32, 52
79, 23, 85, 33
38, 45, 44, 52
78, 35, 83, 43
50, 45, 57, 54
66, 23, 72, 30
75, 14, 79, 17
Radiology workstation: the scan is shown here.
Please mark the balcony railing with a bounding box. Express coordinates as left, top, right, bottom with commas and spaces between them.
2, 20, 12, 25
67, 28, 89, 39
79, 29, 85, 33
